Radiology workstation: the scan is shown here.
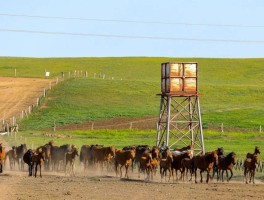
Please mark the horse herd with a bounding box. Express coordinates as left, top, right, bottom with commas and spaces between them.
0, 142, 261, 184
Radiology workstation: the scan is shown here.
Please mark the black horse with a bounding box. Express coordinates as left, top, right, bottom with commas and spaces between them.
23, 149, 34, 176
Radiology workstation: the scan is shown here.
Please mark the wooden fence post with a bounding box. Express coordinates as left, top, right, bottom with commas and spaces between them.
53, 120, 56, 132
221, 123, 224, 133
130, 122, 133, 129
36, 98, 39, 106
260, 125, 262, 133
21, 111, 24, 119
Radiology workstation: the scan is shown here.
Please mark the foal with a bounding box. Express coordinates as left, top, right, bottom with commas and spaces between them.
32, 149, 45, 178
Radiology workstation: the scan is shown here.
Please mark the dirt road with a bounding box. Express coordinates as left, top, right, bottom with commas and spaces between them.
0, 167, 263, 200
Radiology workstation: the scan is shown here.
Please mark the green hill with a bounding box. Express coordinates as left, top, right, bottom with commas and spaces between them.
0, 57, 263, 130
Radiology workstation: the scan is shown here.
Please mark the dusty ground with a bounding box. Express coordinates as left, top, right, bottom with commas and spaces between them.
0, 165, 263, 200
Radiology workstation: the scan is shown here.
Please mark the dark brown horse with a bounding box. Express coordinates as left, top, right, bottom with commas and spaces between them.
217, 152, 236, 182
212, 147, 225, 180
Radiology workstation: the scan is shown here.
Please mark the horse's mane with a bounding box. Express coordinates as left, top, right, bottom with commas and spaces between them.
217, 147, 224, 156
225, 152, 235, 163
204, 151, 217, 162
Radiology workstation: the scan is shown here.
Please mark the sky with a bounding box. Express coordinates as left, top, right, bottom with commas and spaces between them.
0, 0, 264, 58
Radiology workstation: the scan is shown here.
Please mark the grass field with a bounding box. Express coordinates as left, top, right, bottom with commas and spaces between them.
3, 56, 260, 130
0, 57, 263, 152
3, 129, 263, 160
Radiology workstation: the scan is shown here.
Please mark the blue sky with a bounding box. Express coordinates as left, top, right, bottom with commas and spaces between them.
1, 0, 264, 58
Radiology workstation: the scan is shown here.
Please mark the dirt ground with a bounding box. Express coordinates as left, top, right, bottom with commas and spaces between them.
0, 164, 263, 200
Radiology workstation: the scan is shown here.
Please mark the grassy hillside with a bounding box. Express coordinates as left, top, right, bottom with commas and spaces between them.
0, 57, 263, 130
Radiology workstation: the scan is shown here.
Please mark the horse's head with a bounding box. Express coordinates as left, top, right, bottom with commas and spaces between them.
228, 152, 236, 165
151, 147, 159, 159
72, 147, 79, 157
255, 146, 260, 154
217, 147, 224, 156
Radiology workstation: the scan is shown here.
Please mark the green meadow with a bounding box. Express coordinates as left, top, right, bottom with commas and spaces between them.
3, 130, 263, 160
0, 57, 263, 156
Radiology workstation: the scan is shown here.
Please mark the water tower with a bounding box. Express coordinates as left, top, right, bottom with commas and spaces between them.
156, 62, 205, 155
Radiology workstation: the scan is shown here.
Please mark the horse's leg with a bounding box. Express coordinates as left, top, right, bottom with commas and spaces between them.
249, 170, 252, 183
138, 163, 141, 179
181, 167, 185, 181
194, 168, 197, 183
160, 167, 163, 181
40, 164, 42, 178
228, 169, 233, 182
125, 165, 129, 179
114, 162, 118, 177
212, 166, 216, 180
206, 170, 210, 183
119, 165, 123, 178
200, 169, 203, 183
29, 164, 32, 176
35, 164, 37, 178
171, 168, 174, 182
245, 169, 249, 184
168, 168, 171, 182
189, 168, 193, 182
221, 170, 224, 182
252, 170, 255, 184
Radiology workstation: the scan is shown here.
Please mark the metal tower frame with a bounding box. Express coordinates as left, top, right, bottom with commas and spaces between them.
156, 94, 205, 155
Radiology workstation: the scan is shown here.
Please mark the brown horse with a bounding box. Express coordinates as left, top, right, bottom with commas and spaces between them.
244, 154, 258, 184
32, 149, 45, 178
246, 146, 260, 159
171, 151, 192, 182
5, 146, 17, 170
194, 151, 218, 183
0, 143, 6, 173
114, 149, 135, 179
160, 149, 173, 182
